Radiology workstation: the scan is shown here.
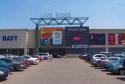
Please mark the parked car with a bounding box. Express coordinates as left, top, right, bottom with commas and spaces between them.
95, 57, 108, 67
91, 54, 107, 66
17, 56, 30, 67
31, 55, 43, 62
100, 52, 113, 57
0, 67, 9, 80
12, 57, 28, 69
79, 53, 93, 62
36, 53, 51, 60
0, 58, 21, 71
1, 54, 15, 58
22, 55, 39, 65
108, 56, 125, 75
0, 58, 14, 71
103, 56, 122, 70
121, 52, 125, 56
0, 59, 9, 80
0, 55, 4, 58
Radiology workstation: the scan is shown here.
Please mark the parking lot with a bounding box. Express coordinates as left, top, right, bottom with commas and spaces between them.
1, 57, 125, 84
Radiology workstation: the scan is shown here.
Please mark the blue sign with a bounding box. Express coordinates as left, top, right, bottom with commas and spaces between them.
2, 35, 18, 41
90, 34, 105, 45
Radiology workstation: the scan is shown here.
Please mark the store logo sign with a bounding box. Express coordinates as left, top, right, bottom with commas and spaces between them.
2, 35, 18, 41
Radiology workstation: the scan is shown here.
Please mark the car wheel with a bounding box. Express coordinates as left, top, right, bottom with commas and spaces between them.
119, 69, 125, 75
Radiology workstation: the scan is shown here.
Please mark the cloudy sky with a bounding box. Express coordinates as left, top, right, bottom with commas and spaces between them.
0, 0, 125, 29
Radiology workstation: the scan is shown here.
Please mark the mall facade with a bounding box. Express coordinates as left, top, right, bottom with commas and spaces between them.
0, 28, 125, 55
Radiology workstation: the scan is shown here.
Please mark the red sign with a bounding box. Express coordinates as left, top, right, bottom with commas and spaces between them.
108, 33, 125, 45
73, 37, 81, 41
108, 34, 115, 45
118, 34, 125, 44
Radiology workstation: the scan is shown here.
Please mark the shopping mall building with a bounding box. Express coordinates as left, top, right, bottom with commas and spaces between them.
0, 28, 125, 55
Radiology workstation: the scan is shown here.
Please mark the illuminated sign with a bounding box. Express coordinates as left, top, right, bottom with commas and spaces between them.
90, 34, 105, 45
68, 28, 86, 31
108, 34, 115, 45
108, 33, 125, 45
64, 26, 89, 48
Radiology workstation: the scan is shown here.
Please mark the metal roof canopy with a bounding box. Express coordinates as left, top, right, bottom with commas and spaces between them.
30, 17, 89, 53
30, 17, 89, 27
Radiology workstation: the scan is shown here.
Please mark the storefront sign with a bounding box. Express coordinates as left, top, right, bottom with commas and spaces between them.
42, 13, 71, 18
52, 31, 62, 45
2, 35, 18, 41
40, 27, 64, 46
108, 33, 125, 45
65, 26, 89, 47
89, 34, 106, 45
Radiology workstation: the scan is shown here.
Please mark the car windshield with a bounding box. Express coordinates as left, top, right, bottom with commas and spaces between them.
37, 53, 48, 55
0, 60, 8, 65
100, 52, 113, 57
1, 58, 13, 63
100, 52, 112, 54
95, 55, 102, 57
12, 57, 23, 62
108, 57, 121, 61
22, 55, 30, 58
101, 58, 107, 60
114, 54, 124, 57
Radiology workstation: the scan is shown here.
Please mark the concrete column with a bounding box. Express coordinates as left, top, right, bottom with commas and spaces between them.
24, 48, 28, 55
24, 31, 29, 55
105, 33, 109, 52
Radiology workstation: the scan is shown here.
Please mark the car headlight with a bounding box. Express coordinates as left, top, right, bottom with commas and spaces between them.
0, 71, 4, 75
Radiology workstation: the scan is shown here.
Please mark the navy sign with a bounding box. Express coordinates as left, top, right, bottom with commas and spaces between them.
90, 34, 106, 45
2, 35, 18, 41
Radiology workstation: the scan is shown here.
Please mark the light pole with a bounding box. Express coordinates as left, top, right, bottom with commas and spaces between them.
35, 24, 39, 54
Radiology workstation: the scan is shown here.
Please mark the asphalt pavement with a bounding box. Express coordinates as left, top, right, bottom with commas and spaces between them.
1, 57, 125, 84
